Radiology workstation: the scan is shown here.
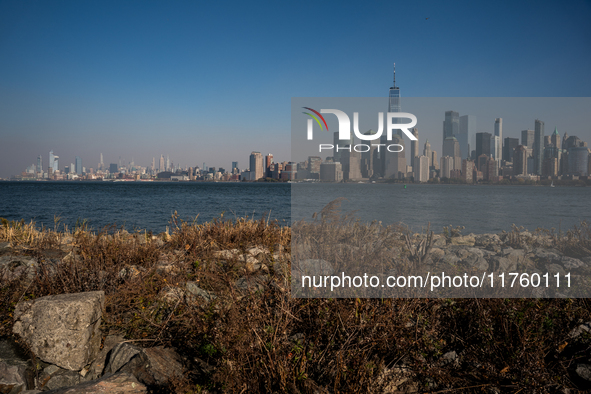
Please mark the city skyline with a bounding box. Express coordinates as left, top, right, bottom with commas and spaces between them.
1, 0, 591, 178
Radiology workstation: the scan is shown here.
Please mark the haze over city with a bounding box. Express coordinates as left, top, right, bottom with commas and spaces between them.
1, 0, 590, 179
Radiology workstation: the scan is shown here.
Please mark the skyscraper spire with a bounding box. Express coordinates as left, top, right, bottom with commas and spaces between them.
392, 63, 397, 88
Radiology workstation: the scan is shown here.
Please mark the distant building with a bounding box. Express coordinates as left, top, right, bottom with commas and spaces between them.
568, 147, 590, 176
414, 155, 429, 182
521, 129, 534, 148
423, 139, 432, 169
475, 132, 491, 161
249, 152, 264, 180
341, 149, 362, 181
443, 111, 459, 140
109, 163, 118, 173
75, 156, 82, 175
442, 136, 460, 170
320, 162, 343, 182
513, 145, 527, 176
431, 150, 438, 171
503, 137, 519, 163
458, 115, 476, 159
440, 156, 453, 179
533, 119, 545, 175
493, 118, 502, 166
410, 127, 419, 167
49, 150, 59, 172
462, 159, 474, 183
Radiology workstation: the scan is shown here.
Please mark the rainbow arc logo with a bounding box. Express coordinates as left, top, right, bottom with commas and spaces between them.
302, 107, 328, 132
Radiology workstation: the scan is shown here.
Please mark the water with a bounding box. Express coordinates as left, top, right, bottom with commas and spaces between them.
292, 183, 591, 234
0, 181, 290, 233
1, 181, 590, 234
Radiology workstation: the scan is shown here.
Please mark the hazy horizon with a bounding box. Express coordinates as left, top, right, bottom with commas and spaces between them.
1, 0, 590, 178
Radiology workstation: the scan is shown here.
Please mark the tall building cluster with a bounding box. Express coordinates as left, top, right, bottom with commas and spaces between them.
12, 64, 591, 183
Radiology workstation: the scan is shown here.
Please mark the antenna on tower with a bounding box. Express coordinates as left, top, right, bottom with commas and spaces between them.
393, 62, 396, 88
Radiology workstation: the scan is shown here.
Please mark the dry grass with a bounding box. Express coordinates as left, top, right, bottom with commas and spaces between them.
1, 214, 591, 393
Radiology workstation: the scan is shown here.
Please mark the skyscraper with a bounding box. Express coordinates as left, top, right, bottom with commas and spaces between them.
443, 111, 459, 140
503, 137, 519, 163
388, 63, 401, 126
493, 118, 502, 167
513, 145, 527, 175
265, 154, 274, 178
36, 155, 42, 174
475, 132, 492, 161
533, 119, 545, 175
443, 137, 461, 170
159, 155, 165, 172
48, 150, 59, 172
75, 156, 82, 175
249, 152, 264, 180
459, 115, 476, 159
382, 63, 405, 178
423, 139, 431, 170
521, 130, 535, 148
410, 127, 419, 167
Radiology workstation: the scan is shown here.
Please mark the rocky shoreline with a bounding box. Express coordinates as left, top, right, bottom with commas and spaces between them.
1, 220, 591, 392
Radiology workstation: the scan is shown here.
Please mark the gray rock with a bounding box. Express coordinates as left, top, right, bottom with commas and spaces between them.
569, 321, 591, 340
143, 347, 183, 385
0, 361, 30, 393
504, 248, 527, 264
235, 275, 267, 293
474, 233, 500, 247
43, 371, 146, 393
546, 264, 566, 276
213, 249, 241, 260
490, 256, 516, 272
441, 253, 460, 265
561, 256, 585, 270
450, 234, 475, 246
0, 338, 29, 368
104, 344, 183, 387
40, 369, 81, 391
297, 259, 334, 276
0, 255, 38, 282
440, 351, 458, 366
247, 246, 268, 257
103, 343, 142, 375
432, 235, 446, 248
576, 364, 591, 381
87, 335, 125, 380
185, 282, 216, 302
429, 248, 445, 260
532, 248, 562, 263
13, 291, 105, 371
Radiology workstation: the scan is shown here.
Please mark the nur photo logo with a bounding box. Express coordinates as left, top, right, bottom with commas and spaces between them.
303, 107, 418, 153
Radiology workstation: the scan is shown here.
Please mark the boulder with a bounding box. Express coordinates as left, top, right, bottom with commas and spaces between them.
103, 344, 183, 387
185, 282, 216, 303
449, 235, 475, 246
0, 255, 38, 282
42, 372, 146, 394
561, 256, 585, 270
235, 275, 267, 293
0, 361, 31, 393
142, 347, 183, 385
87, 335, 125, 380
13, 291, 105, 371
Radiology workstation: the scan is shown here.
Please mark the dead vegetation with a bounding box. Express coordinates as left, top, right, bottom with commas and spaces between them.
1, 213, 591, 393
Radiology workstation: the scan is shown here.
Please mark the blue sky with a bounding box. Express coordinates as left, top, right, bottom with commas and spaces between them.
1, 0, 590, 178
